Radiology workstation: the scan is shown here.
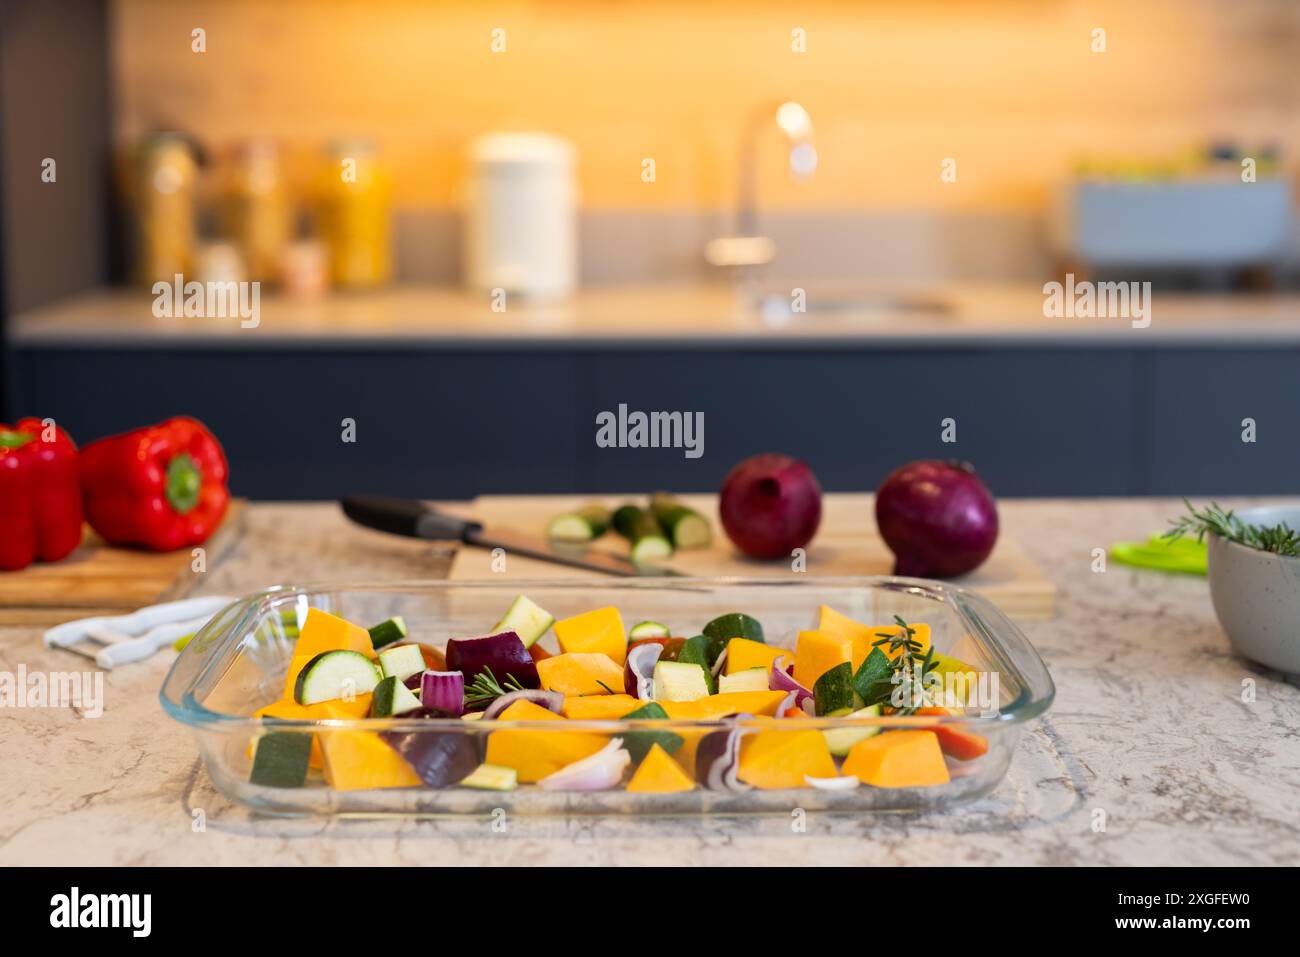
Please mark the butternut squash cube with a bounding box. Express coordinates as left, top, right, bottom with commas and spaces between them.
817, 606, 932, 668
485, 698, 608, 783
255, 694, 372, 722
536, 652, 625, 696
841, 730, 950, 788
320, 734, 422, 791
281, 608, 376, 698
561, 694, 642, 720
737, 728, 837, 789
816, 605, 930, 670
816, 605, 874, 671
493, 699, 560, 721
627, 743, 695, 793
293, 608, 376, 659
658, 690, 787, 720
317, 697, 421, 791
792, 629, 854, 689
553, 606, 627, 664
252, 694, 372, 769
725, 637, 785, 675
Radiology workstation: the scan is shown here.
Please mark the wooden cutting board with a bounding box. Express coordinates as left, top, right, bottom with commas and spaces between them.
0, 500, 247, 626
448, 494, 1056, 620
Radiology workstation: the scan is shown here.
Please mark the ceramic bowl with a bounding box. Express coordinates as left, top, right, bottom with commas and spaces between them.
1206, 506, 1300, 681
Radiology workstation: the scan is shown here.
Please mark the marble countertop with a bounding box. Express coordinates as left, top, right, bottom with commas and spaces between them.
2, 498, 1297, 866
12, 283, 1300, 349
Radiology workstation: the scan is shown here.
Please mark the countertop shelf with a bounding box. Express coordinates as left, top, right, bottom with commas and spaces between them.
12, 283, 1300, 350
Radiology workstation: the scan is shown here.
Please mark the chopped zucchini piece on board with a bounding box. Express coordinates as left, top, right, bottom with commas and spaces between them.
649, 493, 712, 549
546, 504, 612, 542
612, 504, 673, 565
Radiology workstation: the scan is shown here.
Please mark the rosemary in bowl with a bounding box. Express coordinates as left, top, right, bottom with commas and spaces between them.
1165, 499, 1300, 558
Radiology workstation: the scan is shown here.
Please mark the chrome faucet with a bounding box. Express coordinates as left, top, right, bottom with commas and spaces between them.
706, 101, 817, 270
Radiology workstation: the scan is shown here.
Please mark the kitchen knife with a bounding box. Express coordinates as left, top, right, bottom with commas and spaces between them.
341, 495, 684, 577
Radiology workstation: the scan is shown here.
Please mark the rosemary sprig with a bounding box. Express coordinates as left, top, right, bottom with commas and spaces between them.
463, 666, 525, 707
1164, 499, 1300, 558
874, 615, 937, 715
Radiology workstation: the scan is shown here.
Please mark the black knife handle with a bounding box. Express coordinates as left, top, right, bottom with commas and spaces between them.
341, 495, 482, 542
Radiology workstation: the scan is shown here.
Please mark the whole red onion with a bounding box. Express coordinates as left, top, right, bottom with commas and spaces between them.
719, 453, 822, 559
875, 460, 998, 578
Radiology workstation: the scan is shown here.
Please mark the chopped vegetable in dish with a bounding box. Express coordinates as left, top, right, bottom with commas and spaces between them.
245, 601, 987, 794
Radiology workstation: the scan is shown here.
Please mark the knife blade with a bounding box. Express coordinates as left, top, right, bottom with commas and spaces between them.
340, 495, 684, 577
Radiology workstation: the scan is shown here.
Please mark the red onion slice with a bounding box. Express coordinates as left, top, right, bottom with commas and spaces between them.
482, 688, 565, 721
695, 717, 751, 792
538, 738, 631, 791
770, 689, 799, 718
624, 642, 662, 700
710, 646, 729, 679
804, 774, 859, 791
770, 655, 813, 710
420, 671, 466, 717
446, 631, 540, 689
379, 707, 478, 788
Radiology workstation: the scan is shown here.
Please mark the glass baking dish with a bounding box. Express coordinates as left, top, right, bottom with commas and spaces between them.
161, 577, 1054, 816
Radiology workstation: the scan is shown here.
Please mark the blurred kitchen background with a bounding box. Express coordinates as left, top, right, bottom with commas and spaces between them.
2, 0, 1299, 499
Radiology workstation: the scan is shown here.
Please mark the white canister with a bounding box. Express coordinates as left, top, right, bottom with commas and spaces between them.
464, 133, 577, 300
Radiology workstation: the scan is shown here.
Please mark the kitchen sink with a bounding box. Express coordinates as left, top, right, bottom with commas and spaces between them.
755, 289, 953, 325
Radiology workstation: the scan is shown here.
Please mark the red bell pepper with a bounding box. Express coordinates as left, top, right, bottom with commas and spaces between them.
0, 418, 83, 571
80, 416, 230, 551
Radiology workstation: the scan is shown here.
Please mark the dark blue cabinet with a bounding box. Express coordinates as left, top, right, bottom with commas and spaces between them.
13, 341, 1296, 499
1139, 350, 1300, 496
16, 348, 584, 499
578, 349, 1139, 496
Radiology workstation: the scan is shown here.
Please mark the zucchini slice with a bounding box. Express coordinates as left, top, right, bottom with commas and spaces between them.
813, 662, 860, 716
630, 535, 673, 565
620, 702, 684, 763
293, 649, 382, 705
629, 620, 671, 640
249, 732, 313, 788
368, 616, 409, 650
546, 504, 612, 542
675, 636, 718, 693
718, 667, 770, 694
371, 675, 423, 717
612, 504, 673, 565
377, 643, 426, 682
649, 493, 712, 549
492, 594, 555, 649
703, 612, 764, 645
652, 660, 712, 702
460, 763, 519, 791
822, 704, 884, 757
